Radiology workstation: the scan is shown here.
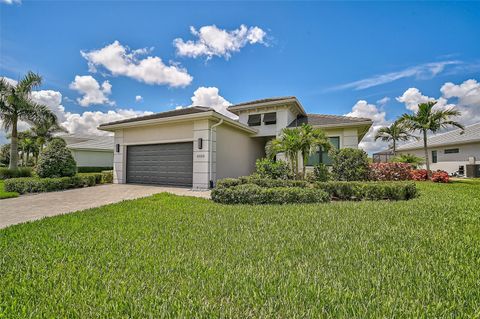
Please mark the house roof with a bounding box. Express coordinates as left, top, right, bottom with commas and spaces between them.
287, 114, 373, 128
98, 106, 211, 127
397, 122, 480, 151
67, 135, 114, 151
227, 96, 307, 116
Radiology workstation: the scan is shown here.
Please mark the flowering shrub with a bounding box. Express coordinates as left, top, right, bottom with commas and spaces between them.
431, 170, 450, 183
369, 163, 412, 181
410, 169, 429, 181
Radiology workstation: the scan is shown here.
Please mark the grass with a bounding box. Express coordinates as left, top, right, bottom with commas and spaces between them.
0, 180, 18, 199
1, 181, 479, 317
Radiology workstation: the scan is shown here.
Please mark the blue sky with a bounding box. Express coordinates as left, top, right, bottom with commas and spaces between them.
1, 1, 480, 151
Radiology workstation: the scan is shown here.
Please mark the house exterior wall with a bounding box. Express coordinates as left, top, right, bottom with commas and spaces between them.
215, 124, 265, 180
70, 150, 113, 167
397, 142, 480, 174
237, 105, 299, 137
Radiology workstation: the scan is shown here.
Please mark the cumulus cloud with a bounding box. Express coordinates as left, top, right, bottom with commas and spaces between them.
69, 75, 114, 107
174, 25, 267, 59
328, 60, 460, 91
31, 90, 66, 118
0, 0, 21, 4
0, 76, 17, 85
81, 40, 192, 87
395, 87, 435, 112
189, 87, 237, 119
345, 100, 390, 153
135, 95, 143, 102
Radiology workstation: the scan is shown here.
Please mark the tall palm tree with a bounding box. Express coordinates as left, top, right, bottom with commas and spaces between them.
298, 124, 330, 179
399, 101, 464, 176
0, 72, 57, 169
31, 116, 67, 154
374, 120, 417, 155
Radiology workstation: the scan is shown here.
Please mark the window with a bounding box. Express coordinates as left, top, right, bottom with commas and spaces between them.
307, 136, 340, 166
263, 112, 277, 125
432, 150, 438, 163
444, 148, 459, 154
247, 114, 261, 126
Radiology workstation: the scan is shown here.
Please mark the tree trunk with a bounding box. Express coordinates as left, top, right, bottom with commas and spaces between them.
423, 130, 431, 178
392, 139, 396, 156
26, 151, 30, 167
302, 152, 307, 180
9, 120, 18, 169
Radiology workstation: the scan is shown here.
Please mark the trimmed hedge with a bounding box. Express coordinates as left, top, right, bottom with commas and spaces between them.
315, 181, 418, 201
101, 170, 113, 183
0, 167, 33, 180
77, 166, 113, 173
216, 176, 308, 189
4, 175, 101, 194
212, 183, 330, 205
78, 173, 103, 184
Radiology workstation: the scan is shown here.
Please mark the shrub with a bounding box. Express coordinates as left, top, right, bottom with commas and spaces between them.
410, 169, 429, 181
101, 170, 113, 183
77, 166, 113, 173
391, 154, 424, 169
212, 183, 330, 205
78, 173, 103, 185
215, 176, 308, 189
4, 175, 100, 194
312, 163, 330, 182
331, 148, 370, 181
36, 139, 77, 178
315, 181, 418, 201
0, 167, 33, 180
431, 170, 449, 183
369, 163, 412, 181
255, 158, 290, 180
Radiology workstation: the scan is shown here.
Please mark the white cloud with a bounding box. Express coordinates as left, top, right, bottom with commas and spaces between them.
81, 40, 192, 87
345, 100, 390, 153
329, 61, 460, 91
189, 87, 237, 119
69, 75, 114, 107
0, 0, 21, 4
440, 79, 480, 124
395, 87, 435, 112
31, 90, 66, 118
0, 76, 17, 85
174, 24, 267, 59
376, 96, 390, 106
135, 95, 143, 102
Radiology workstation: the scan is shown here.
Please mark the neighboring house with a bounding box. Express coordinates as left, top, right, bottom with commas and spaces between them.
99, 96, 372, 189
372, 150, 394, 163
58, 134, 114, 167
396, 122, 480, 176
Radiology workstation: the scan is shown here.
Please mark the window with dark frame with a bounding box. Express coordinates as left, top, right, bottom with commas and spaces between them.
307, 136, 340, 166
444, 148, 459, 154
263, 112, 277, 125
432, 150, 438, 163
247, 114, 261, 126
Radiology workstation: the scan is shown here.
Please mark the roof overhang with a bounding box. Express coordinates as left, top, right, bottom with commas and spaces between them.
227, 97, 307, 116
98, 110, 258, 135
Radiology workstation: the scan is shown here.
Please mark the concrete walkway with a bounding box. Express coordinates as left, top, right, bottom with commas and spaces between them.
0, 184, 210, 229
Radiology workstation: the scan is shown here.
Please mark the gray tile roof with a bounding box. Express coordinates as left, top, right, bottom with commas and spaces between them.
288, 114, 372, 128
397, 122, 480, 151
228, 96, 296, 109
98, 106, 212, 127
67, 135, 114, 151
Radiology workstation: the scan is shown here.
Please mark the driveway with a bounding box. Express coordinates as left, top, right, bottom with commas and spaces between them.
0, 184, 210, 229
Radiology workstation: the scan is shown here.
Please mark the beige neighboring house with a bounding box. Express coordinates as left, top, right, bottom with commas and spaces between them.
58, 134, 114, 167
98, 96, 372, 189
396, 122, 480, 176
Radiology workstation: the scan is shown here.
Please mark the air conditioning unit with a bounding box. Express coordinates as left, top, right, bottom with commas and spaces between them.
466, 164, 480, 178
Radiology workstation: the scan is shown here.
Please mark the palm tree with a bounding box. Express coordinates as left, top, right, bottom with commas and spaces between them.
31, 116, 67, 159
266, 124, 330, 179
18, 130, 37, 166
399, 101, 464, 176
0, 72, 57, 169
374, 120, 417, 156
298, 124, 330, 179
391, 153, 424, 169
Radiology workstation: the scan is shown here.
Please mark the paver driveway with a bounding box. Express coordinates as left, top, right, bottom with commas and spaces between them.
0, 184, 210, 229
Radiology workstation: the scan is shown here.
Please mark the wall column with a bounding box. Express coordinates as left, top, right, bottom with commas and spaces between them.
113, 129, 126, 184
192, 119, 215, 189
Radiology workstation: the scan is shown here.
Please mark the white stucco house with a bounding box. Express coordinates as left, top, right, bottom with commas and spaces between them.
397, 122, 480, 177
98, 97, 372, 189
58, 134, 114, 168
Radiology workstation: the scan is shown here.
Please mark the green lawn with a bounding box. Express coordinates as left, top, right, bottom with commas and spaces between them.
0, 180, 18, 199
1, 181, 479, 317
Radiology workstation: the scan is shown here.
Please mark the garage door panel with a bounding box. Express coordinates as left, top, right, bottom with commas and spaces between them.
126, 142, 193, 187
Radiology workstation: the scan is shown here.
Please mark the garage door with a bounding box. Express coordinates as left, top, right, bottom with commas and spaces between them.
126, 142, 193, 187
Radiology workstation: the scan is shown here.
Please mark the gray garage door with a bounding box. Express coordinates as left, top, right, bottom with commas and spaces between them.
126, 142, 193, 187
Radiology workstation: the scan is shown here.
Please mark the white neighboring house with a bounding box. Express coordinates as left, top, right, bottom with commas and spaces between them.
396, 122, 480, 176
57, 134, 114, 168
98, 96, 373, 189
